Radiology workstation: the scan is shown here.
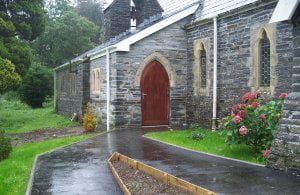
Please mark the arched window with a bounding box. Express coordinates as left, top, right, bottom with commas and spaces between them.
200, 44, 207, 88
93, 71, 96, 90
193, 38, 210, 97
260, 30, 270, 87
91, 68, 100, 94
96, 70, 100, 90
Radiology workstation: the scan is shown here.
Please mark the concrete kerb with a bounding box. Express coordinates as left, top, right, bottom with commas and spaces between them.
25, 132, 107, 195
143, 135, 265, 167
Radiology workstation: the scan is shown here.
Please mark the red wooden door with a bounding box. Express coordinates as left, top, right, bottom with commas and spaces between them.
141, 61, 170, 126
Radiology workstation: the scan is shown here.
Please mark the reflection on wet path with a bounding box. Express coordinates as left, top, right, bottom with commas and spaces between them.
30, 129, 300, 195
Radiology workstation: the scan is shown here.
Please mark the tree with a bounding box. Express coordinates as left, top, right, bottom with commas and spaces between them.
44, 0, 73, 20
0, 0, 45, 76
0, 57, 21, 93
19, 63, 53, 108
0, 0, 45, 41
32, 10, 98, 67
0, 37, 32, 77
75, 0, 105, 44
76, 0, 104, 27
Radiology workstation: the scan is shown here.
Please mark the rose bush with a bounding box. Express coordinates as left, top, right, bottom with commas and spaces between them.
220, 92, 286, 157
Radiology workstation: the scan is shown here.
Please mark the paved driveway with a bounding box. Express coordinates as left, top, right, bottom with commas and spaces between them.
29, 129, 300, 195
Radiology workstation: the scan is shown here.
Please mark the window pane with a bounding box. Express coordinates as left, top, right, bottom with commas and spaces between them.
260, 31, 270, 87
200, 49, 207, 87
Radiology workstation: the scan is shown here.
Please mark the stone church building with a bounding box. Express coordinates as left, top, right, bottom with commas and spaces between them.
54, 0, 300, 173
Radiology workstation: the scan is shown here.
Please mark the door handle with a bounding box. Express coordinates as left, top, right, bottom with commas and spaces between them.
142, 93, 147, 99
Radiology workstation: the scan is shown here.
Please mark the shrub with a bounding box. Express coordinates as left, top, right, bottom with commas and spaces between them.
19, 63, 53, 108
0, 57, 21, 93
0, 130, 12, 161
83, 102, 97, 131
220, 92, 285, 156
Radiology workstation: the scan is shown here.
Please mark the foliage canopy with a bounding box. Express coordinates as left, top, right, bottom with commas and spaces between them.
0, 58, 21, 93
0, 0, 45, 77
32, 10, 98, 67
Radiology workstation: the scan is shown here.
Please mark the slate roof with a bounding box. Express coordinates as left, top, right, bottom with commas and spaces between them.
195, 0, 259, 20
55, 0, 275, 70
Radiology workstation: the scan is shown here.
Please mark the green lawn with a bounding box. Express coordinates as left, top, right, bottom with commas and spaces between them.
145, 129, 265, 165
0, 134, 97, 195
0, 99, 78, 133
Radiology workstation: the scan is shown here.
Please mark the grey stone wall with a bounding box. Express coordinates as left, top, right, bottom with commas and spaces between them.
89, 53, 117, 129
55, 61, 90, 119
133, 0, 163, 25
103, 0, 163, 41
268, 17, 300, 175
103, 0, 131, 41
90, 17, 190, 129
186, 2, 294, 128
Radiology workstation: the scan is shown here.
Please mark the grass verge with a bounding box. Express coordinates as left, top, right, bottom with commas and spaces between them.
145, 129, 265, 165
0, 99, 78, 134
0, 134, 96, 195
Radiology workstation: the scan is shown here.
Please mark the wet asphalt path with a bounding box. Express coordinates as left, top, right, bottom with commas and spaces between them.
29, 129, 300, 195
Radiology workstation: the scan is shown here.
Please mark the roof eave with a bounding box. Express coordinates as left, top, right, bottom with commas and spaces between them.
269, 0, 300, 23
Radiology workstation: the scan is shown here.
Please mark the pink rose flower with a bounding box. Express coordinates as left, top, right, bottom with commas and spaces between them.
263, 149, 271, 159
279, 93, 287, 100
251, 102, 260, 109
242, 92, 251, 103
239, 126, 248, 136
259, 114, 266, 120
231, 104, 242, 115
249, 93, 258, 101
238, 110, 247, 118
233, 115, 242, 124
242, 92, 259, 103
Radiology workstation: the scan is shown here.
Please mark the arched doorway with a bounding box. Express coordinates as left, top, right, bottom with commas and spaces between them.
141, 60, 170, 126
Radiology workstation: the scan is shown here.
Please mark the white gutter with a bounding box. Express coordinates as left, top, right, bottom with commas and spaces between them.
54, 71, 57, 112
212, 16, 218, 130
106, 48, 111, 131
54, 58, 84, 71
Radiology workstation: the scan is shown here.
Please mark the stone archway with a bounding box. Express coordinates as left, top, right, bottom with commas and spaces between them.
135, 52, 176, 87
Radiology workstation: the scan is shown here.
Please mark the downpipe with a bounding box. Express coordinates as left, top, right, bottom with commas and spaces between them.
212, 16, 218, 130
